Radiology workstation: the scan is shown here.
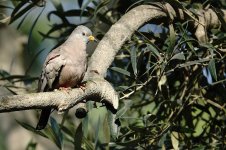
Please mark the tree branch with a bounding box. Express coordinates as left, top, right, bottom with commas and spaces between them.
85, 4, 167, 78
85, 4, 226, 78
195, 8, 226, 43
0, 78, 118, 113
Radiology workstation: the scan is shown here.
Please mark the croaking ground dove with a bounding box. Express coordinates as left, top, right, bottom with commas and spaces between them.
36, 25, 95, 130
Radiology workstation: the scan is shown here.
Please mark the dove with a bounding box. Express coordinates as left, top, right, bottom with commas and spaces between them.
36, 25, 95, 130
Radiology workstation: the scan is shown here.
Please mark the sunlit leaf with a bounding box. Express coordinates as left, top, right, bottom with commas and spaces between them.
158, 75, 167, 91
82, 113, 89, 137
0, 16, 10, 24
94, 116, 101, 148
118, 86, 129, 90
131, 47, 137, 76
83, 137, 94, 150
147, 44, 162, 61
171, 132, 179, 150
110, 67, 131, 77
208, 59, 217, 81
179, 58, 211, 68
170, 52, 185, 60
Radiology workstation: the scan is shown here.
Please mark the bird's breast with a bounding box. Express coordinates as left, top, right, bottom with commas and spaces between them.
58, 58, 87, 88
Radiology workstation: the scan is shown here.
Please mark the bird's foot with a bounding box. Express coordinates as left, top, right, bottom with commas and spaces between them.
59, 87, 72, 94
77, 83, 86, 92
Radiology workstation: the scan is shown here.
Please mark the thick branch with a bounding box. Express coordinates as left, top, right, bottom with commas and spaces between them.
195, 9, 226, 43
0, 79, 118, 113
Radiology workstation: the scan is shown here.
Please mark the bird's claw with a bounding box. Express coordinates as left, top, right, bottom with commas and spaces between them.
78, 83, 86, 92
59, 87, 72, 94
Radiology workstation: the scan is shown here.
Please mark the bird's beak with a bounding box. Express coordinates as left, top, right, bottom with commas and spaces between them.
88, 35, 96, 42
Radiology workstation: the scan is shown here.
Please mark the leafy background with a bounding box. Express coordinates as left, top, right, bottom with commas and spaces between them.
0, 0, 226, 149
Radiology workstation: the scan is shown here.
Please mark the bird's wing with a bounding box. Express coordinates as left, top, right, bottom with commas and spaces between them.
38, 47, 66, 92
36, 47, 66, 130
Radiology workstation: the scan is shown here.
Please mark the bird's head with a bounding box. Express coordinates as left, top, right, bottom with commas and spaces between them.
73, 25, 96, 44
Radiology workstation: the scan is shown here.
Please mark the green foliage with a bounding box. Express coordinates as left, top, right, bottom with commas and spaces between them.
1, 0, 226, 149
25, 140, 37, 150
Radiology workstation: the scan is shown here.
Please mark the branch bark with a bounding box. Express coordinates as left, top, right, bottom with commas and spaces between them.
0, 78, 118, 113
0, 2, 225, 114
195, 8, 226, 43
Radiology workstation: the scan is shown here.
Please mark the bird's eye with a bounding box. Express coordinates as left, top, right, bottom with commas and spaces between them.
82, 32, 85, 36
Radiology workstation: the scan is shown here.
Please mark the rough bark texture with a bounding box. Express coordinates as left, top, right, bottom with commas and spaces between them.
0, 3, 225, 113
0, 78, 118, 113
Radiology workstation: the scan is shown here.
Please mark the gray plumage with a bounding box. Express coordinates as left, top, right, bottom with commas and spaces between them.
36, 25, 93, 130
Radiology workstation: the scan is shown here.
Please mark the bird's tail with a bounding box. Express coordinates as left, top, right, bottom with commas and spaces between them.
36, 108, 51, 130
